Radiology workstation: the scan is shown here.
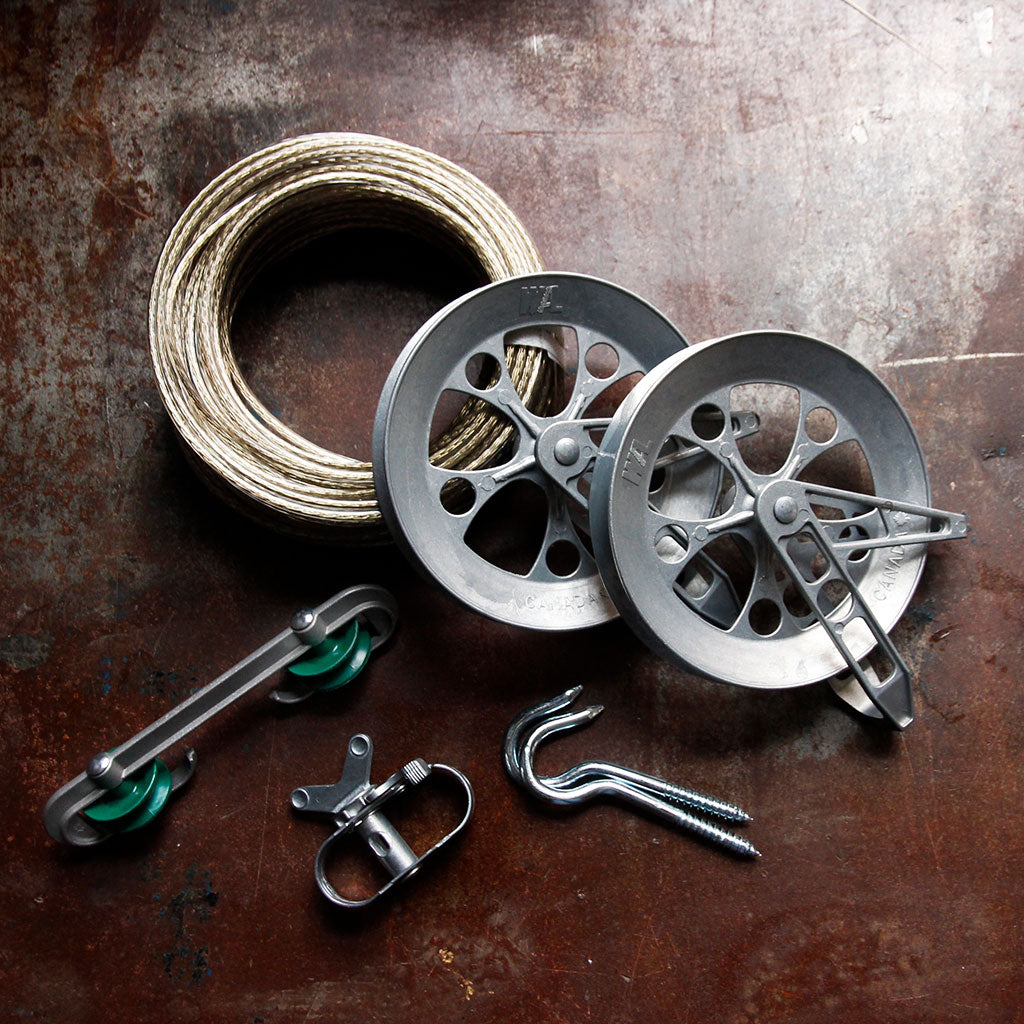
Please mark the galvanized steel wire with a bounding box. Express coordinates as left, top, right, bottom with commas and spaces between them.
149, 132, 548, 541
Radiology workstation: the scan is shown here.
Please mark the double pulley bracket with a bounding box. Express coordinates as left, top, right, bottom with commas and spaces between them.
44, 584, 398, 846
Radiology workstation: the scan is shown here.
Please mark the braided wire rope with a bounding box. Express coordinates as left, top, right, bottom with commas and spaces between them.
149, 133, 550, 541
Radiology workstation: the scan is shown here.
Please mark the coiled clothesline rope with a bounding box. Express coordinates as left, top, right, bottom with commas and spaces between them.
149, 132, 549, 542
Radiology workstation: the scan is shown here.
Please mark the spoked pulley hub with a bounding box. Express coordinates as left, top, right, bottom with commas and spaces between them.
374, 273, 732, 630
590, 331, 968, 728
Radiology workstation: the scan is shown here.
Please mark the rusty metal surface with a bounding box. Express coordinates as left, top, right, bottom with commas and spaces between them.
2, 2, 1021, 1021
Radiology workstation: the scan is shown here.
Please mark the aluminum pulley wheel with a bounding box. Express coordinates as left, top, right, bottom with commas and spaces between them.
374, 273, 732, 630
589, 331, 968, 728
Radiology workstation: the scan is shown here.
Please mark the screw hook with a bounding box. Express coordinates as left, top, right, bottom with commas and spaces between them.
504, 688, 760, 858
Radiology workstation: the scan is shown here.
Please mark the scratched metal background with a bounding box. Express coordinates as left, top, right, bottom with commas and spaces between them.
2, 2, 1022, 1022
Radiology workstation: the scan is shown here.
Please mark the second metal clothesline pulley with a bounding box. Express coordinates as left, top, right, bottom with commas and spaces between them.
373, 273, 969, 728
589, 330, 969, 728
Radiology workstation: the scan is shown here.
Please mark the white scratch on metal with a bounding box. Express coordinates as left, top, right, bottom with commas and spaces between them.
879, 352, 1024, 368
974, 7, 994, 58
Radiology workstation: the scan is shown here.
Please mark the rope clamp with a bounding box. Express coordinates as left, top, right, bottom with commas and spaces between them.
291, 734, 474, 909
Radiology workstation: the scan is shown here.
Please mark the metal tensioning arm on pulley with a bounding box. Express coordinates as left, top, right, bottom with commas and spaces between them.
43, 584, 398, 847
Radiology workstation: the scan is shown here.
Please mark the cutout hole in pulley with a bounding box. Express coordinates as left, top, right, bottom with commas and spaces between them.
647, 436, 729, 520
749, 599, 782, 636
464, 352, 501, 391
811, 503, 845, 521
676, 558, 713, 599
655, 527, 688, 564
863, 639, 896, 684
806, 406, 838, 444
769, 551, 788, 584
583, 342, 619, 380
504, 325, 578, 416
582, 372, 644, 420
818, 579, 851, 616
839, 524, 871, 563
439, 478, 475, 516
546, 540, 581, 577
464, 478, 549, 576
782, 581, 813, 620
676, 533, 755, 629
428, 390, 519, 470
691, 404, 726, 441
647, 438, 686, 499
703, 534, 755, 608
797, 439, 875, 499
786, 533, 829, 582
711, 466, 738, 518
729, 382, 801, 475
576, 469, 593, 501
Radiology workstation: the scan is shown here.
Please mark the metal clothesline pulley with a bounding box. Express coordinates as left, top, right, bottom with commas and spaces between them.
589, 330, 969, 728
372, 272, 754, 631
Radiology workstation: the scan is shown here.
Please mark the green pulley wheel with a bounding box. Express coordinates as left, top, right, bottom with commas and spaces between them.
82, 757, 173, 833
287, 620, 373, 693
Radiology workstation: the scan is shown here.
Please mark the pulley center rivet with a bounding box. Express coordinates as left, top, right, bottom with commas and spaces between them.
291, 608, 328, 646
773, 496, 799, 524
554, 437, 581, 466
87, 753, 111, 780
291, 609, 316, 632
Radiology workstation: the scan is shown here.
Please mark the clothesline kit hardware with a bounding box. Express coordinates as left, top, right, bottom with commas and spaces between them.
44, 585, 397, 847
145, 130, 968, 729
43, 131, 972, 909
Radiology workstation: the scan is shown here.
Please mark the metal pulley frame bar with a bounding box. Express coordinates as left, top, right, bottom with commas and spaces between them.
44, 584, 398, 846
